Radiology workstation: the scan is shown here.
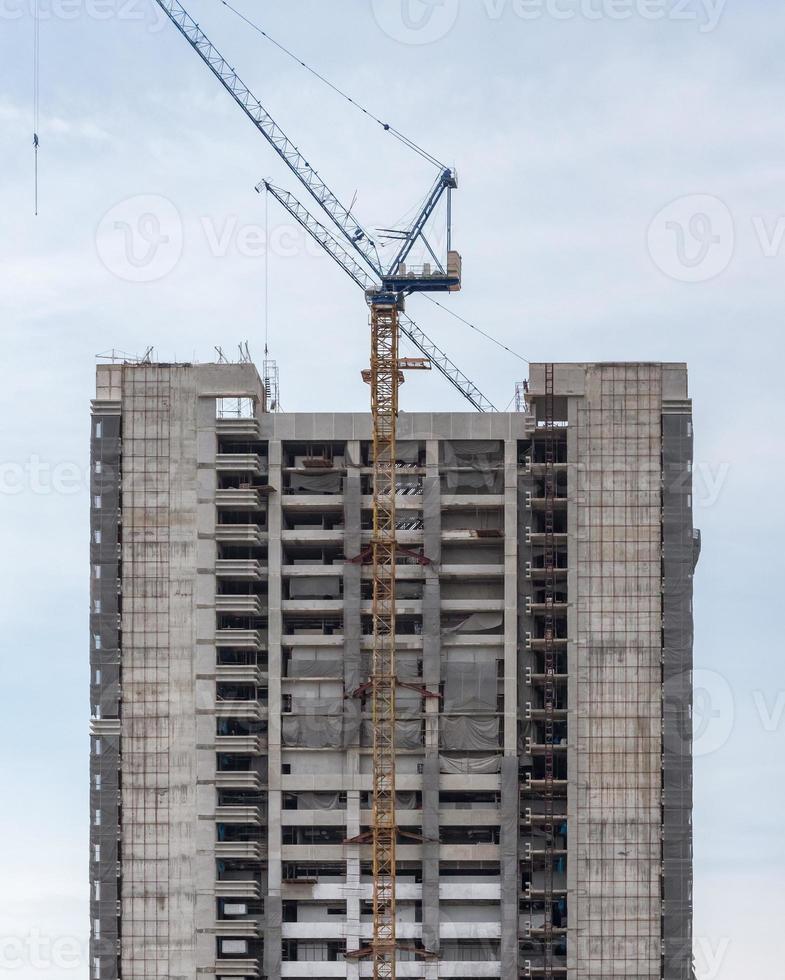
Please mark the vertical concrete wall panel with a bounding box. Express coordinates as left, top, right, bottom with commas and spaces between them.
573, 365, 665, 980
662, 410, 695, 979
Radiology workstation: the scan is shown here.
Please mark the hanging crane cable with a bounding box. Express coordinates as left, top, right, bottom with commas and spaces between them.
423, 295, 531, 364
33, 0, 40, 215
217, 0, 446, 171
264, 186, 270, 357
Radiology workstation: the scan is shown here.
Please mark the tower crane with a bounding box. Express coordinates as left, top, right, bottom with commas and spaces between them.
259, 182, 496, 413
145, 4, 486, 975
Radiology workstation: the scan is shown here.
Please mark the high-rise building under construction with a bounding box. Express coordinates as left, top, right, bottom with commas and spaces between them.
88, 359, 697, 980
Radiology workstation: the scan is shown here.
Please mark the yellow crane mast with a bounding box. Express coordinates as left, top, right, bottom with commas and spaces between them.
370, 302, 400, 978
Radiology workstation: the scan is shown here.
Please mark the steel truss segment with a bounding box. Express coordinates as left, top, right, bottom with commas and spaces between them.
261, 181, 379, 290
399, 315, 497, 413
259, 183, 494, 414
370, 302, 399, 980
386, 168, 455, 276
151, 0, 382, 272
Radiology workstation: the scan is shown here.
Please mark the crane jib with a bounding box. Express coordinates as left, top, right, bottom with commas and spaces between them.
152, 0, 382, 274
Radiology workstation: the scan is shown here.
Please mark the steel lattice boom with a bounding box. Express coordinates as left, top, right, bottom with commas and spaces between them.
150, 0, 381, 272
262, 181, 496, 413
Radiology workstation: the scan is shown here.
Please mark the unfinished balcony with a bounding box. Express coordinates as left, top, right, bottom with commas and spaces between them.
216, 417, 261, 440
215, 701, 266, 722
216, 805, 265, 826
216, 663, 267, 687
216, 594, 264, 616
216, 840, 264, 861
216, 629, 265, 651
213, 957, 260, 978
215, 523, 267, 546
216, 487, 265, 511
215, 880, 261, 900
215, 734, 265, 755
213, 917, 262, 938
216, 453, 265, 475
215, 770, 264, 791
216, 559, 266, 581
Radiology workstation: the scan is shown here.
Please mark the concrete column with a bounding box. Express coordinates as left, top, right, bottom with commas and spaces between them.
421, 439, 441, 957
344, 440, 362, 974
168, 369, 201, 980
89, 400, 122, 980
566, 395, 580, 980
501, 436, 519, 979
264, 433, 283, 980
662, 405, 695, 980
194, 393, 219, 972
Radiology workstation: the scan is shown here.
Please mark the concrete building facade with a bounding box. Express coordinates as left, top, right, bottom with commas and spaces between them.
89, 360, 697, 980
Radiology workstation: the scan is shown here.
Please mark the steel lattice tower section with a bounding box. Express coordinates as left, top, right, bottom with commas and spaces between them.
370, 302, 400, 979
541, 362, 557, 976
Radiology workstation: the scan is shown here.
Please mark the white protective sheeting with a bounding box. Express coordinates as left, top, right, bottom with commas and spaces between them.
442, 655, 498, 711
288, 650, 343, 678
440, 716, 500, 751
289, 472, 343, 493
439, 754, 502, 774
442, 611, 503, 635
295, 791, 343, 810
282, 715, 342, 748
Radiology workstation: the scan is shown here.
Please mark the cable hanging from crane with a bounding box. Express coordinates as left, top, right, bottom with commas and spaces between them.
264, 187, 270, 356
217, 0, 446, 171
33, 0, 40, 215
423, 295, 531, 364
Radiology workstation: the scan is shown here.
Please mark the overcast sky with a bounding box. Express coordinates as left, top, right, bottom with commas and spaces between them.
1, 1, 784, 977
